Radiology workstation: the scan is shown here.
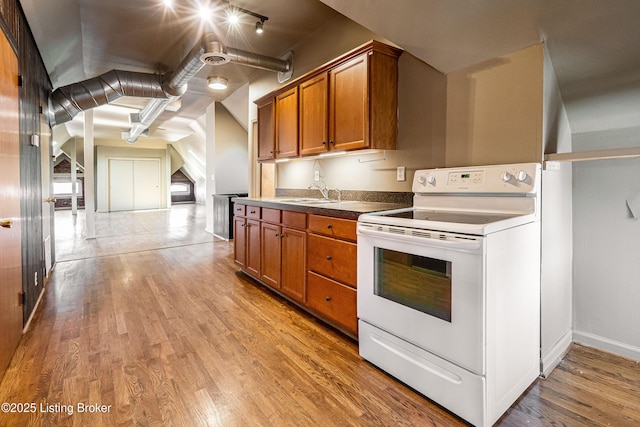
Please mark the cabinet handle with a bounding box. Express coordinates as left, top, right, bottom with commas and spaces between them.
329, 140, 334, 145
280, 234, 284, 238
275, 233, 279, 236
1, 219, 12, 229
270, 150, 274, 154
325, 296, 332, 302
322, 141, 327, 145
326, 255, 332, 261
250, 210, 256, 214
241, 224, 245, 227
326, 224, 332, 229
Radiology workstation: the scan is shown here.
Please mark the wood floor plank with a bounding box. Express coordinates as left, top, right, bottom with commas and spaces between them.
1, 206, 638, 426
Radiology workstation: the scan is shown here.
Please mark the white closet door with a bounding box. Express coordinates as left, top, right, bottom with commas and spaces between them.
109, 159, 134, 211
133, 159, 160, 210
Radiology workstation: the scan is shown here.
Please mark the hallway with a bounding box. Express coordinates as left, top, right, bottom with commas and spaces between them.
0, 205, 639, 426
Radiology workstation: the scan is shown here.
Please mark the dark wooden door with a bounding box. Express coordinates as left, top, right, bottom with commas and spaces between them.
233, 216, 246, 267
245, 219, 261, 277
0, 30, 23, 380
257, 99, 275, 161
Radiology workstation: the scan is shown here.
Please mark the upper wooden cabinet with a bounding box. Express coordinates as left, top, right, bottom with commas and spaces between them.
257, 99, 275, 161
275, 87, 299, 159
255, 40, 402, 161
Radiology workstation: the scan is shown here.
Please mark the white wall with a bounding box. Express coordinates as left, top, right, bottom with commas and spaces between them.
214, 103, 249, 194
572, 126, 640, 361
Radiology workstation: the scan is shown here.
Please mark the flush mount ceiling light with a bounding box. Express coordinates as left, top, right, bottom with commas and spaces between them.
207, 76, 228, 90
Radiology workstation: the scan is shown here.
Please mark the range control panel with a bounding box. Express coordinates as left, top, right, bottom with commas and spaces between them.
413, 163, 540, 194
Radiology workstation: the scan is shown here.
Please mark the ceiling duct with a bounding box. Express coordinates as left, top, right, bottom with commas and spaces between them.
48, 33, 294, 143
48, 70, 166, 127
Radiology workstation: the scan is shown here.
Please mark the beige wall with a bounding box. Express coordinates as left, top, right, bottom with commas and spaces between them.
445, 44, 544, 166
95, 144, 169, 212
213, 103, 249, 194
250, 21, 544, 193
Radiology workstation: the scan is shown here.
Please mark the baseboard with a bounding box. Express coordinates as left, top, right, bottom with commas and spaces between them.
22, 286, 46, 333
573, 330, 640, 362
540, 330, 573, 377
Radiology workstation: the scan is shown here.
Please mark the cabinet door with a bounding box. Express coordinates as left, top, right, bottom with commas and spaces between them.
299, 73, 329, 156
246, 219, 261, 277
261, 222, 281, 289
275, 87, 299, 158
257, 99, 275, 161
329, 53, 369, 151
233, 217, 246, 267
281, 228, 306, 303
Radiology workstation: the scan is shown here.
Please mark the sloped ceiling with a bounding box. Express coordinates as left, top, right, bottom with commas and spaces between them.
319, 0, 640, 136
19, 0, 640, 145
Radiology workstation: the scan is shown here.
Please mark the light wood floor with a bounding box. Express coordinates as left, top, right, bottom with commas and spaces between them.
1, 205, 639, 426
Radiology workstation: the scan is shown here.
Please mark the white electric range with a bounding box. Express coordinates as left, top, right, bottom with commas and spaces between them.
357, 163, 542, 427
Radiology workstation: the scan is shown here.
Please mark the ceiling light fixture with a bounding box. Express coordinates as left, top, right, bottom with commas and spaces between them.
255, 20, 264, 34
162, 0, 173, 8
207, 76, 228, 90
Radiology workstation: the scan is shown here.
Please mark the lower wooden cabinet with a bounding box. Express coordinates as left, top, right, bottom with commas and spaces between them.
307, 271, 357, 335
234, 205, 357, 338
281, 228, 306, 302
245, 219, 261, 277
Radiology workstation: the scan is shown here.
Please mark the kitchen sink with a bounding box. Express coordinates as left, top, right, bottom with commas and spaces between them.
275, 198, 339, 204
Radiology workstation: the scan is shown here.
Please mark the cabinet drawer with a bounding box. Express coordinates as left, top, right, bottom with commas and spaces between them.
246, 206, 261, 219
307, 234, 357, 287
308, 214, 356, 241
262, 208, 281, 223
282, 210, 307, 229
307, 271, 357, 335
234, 204, 246, 217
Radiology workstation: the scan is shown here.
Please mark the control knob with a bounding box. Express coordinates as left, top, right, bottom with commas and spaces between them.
426, 175, 436, 184
517, 170, 528, 182
501, 171, 512, 182
417, 175, 426, 185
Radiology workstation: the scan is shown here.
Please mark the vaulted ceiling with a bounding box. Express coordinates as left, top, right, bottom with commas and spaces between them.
19, 0, 640, 145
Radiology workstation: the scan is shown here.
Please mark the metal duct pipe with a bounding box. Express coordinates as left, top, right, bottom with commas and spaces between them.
125, 41, 208, 143
48, 70, 166, 127
200, 35, 291, 73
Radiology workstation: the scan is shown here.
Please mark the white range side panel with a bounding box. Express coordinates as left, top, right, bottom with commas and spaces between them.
485, 222, 541, 425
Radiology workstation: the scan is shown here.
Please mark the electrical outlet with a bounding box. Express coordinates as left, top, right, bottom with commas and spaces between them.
396, 166, 406, 182
314, 170, 320, 182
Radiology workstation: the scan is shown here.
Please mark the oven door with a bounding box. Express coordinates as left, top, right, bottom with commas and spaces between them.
357, 223, 485, 375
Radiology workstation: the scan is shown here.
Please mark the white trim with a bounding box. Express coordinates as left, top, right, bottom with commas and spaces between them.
23, 285, 46, 333
573, 330, 640, 362
540, 330, 572, 377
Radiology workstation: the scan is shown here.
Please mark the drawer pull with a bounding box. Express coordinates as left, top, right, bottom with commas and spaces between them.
275, 233, 279, 236
250, 210, 256, 214
326, 255, 332, 260
325, 296, 332, 302
326, 224, 332, 229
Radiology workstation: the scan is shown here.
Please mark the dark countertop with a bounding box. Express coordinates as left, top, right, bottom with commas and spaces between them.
232, 197, 410, 220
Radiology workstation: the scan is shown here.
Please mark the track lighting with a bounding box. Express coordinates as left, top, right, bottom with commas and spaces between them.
207, 76, 228, 90
255, 20, 264, 34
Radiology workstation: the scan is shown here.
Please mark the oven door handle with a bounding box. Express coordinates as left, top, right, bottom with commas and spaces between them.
357, 224, 483, 252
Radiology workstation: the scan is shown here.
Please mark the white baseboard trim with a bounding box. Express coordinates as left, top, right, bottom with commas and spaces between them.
22, 286, 46, 333
540, 330, 573, 377
573, 330, 640, 362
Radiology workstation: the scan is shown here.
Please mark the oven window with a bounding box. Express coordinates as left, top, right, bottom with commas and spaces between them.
374, 248, 452, 322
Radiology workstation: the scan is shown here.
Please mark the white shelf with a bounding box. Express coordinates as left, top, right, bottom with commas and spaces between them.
544, 147, 640, 163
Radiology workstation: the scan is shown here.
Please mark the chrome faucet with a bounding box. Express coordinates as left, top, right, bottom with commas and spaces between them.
308, 182, 329, 200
